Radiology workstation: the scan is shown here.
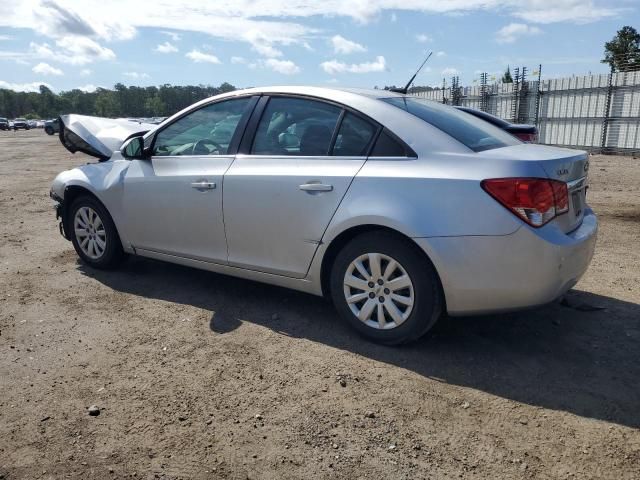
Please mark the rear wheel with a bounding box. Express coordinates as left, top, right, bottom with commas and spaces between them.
330, 231, 442, 345
68, 196, 125, 269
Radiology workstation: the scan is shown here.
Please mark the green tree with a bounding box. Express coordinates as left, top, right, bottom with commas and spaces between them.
602, 26, 640, 71
0, 82, 236, 118
144, 95, 166, 116
502, 66, 513, 83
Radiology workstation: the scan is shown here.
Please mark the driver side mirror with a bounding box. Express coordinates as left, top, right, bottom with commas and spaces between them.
121, 135, 147, 160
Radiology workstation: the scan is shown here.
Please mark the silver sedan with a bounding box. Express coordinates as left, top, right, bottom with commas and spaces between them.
50, 86, 597, 344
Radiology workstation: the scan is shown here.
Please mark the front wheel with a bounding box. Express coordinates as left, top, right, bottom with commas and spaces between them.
330, 231, 443, 345
68, 196, 125, 269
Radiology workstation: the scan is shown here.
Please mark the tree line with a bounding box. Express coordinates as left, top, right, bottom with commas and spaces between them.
0, 82, 236, 119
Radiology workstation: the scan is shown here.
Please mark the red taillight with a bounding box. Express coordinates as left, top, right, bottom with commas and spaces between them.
481, 178, 569, 227
514, 132, 537, 143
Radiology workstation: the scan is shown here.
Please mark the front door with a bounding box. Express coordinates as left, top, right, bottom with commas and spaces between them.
122, 96, 254, 262
223, 96, 378, 278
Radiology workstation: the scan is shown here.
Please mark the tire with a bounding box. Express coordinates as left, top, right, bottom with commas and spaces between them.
45, 127, 53, 135
330, 231, 443, 345
67, 195, 125, 269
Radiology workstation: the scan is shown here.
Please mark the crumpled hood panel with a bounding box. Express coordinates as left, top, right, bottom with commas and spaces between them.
59, 114, 155, 160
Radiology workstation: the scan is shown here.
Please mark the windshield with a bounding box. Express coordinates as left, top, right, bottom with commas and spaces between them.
383, 97, 520, 152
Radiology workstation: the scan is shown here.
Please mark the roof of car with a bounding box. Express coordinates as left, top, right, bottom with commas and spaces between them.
226, 85, 405, 100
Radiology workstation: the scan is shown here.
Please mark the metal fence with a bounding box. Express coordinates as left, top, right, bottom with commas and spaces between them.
412, 55, 640, 155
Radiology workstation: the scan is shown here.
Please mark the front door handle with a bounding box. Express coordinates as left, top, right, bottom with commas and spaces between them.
191, 181, 216, 191
299, 183, 333, 192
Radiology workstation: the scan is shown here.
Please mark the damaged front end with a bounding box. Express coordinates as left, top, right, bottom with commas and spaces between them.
50, 189, 68, 240
58, 114, 156, 161
52, 114, 156, 241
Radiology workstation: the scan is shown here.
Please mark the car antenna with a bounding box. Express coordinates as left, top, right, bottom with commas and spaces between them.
390, 51, 433, 95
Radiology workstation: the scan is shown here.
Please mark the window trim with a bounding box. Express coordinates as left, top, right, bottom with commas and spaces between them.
148, 94, 259, 158
237, 93, 414, 159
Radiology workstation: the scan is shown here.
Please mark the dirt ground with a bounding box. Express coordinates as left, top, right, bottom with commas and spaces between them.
0, 130, 638, 480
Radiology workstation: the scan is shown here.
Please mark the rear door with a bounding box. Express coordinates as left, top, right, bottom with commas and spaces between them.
223, 95, 378, 278
122, 96, 256, 262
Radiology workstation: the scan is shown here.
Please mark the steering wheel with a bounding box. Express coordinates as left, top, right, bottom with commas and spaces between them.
192, 139, 224, 155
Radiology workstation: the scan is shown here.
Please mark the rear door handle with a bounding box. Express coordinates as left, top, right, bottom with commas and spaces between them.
191, 181, 216, 191
299, 183, 333, 192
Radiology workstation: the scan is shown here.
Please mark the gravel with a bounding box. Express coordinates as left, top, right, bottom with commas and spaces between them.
0, 132, 638, 479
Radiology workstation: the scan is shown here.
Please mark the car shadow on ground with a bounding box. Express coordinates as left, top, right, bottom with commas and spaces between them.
79, 256, 640, 429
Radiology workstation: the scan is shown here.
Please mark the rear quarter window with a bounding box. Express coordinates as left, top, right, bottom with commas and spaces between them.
370, 130, 414, 157
383, 97, 520, 152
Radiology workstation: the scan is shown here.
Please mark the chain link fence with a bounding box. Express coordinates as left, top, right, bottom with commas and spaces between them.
412, 54, 640, 155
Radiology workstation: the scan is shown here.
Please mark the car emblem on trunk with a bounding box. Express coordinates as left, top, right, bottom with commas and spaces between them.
556, 168, 569, 176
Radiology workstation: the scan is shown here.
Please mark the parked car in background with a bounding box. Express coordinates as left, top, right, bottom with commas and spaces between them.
0, 117, 9, 130
50, 87, 596, 344
12, 118, 30, 130
454, 106, 538, 143
44, 118, 60, 135
27, 120, 38, 129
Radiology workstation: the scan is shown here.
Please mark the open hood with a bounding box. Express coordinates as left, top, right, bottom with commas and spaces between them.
59, 114, 156, 161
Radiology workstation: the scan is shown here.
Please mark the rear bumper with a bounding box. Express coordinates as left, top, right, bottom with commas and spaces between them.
415, 208, 598, 316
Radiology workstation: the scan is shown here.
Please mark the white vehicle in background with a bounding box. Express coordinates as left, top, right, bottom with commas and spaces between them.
12, 118, 30, 130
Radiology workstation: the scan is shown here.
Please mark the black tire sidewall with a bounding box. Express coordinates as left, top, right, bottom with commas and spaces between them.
68, 196, 124, 269
330, 231, 442, 345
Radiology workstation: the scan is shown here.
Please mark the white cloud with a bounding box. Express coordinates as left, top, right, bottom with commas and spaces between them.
496, 23, 542, 43
32, 62, 64, 76
80, 68, 92, 76
0, 35, 12, 41
436, 51, 446, 57
155, 41, 178, 53
250, 42, 283, 58
76, 83, 100, 92
30, 36, 115, 65
0, 80, 53, 92
441, 67, 459, 76
512, 1, 621, 24
320, 56, 386, 74
161, 30, 181, 42
231, 56, 247, 64
186, 49, 221, 64
331, 35, 366, 55
415, 33, 432, 43
123, 71, 150, 79
264, 58, 300, 74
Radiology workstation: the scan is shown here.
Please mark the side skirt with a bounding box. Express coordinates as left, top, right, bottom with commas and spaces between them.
135, 248, 322, 297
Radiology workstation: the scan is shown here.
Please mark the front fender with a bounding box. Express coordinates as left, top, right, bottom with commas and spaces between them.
50, 160, 132, 250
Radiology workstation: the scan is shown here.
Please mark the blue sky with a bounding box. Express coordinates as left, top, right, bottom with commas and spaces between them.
0, 0, 637, 93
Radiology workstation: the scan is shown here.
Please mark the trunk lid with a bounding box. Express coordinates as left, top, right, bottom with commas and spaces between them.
59, 114, 155, 161
479, 144, 590, 233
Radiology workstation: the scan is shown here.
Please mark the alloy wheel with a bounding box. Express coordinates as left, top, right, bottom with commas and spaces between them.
74, 206, 107, 259
343, 252, 414, 330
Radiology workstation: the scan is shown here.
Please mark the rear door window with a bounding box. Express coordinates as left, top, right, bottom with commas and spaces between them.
383, 97, 520, 152
332, 112, 377, 156
251, 97, 342, 156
